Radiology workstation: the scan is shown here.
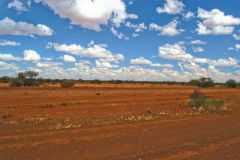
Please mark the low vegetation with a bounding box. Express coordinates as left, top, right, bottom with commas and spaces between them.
225, 79, 238, 88
1, 71, 240, 88
60, 80, 75, 88
187, 89, 226, 114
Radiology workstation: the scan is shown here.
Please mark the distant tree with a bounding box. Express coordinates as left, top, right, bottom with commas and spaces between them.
10, 78, 23, 87
90, 79, 102, 84
13, 71, 39, 87
225, 79, 238, 88
0, 76, 11, 83
198, 77, 215, 88
37, 78, 45, 85
188, 79, 200, 86
60, 80, 75, 88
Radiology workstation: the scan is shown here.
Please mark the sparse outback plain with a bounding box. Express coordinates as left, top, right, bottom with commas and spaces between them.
0, 83, 240, 160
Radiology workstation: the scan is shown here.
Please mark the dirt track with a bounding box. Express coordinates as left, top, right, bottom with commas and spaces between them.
0, 84, 240, 160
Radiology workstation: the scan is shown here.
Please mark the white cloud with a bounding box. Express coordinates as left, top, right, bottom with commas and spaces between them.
111, 27, 124, 39
23, 50, 41, 61
0, 61, 18, 70
233, 34, 240, 40
193, 47, 204, 53
130, 57, 173, 68
0, 54, 20, 61
158, 42, 238, 67
149, 19, 182, 36
48, 42, 124, 63
0, 40, 20, 46
156, 0, 184, 14
96, 60, 118, 68
127, 14, 138, 19
236, 44, 240, 51
196, 8, 240, 35
8, 0, 27, 12
61, 55, 76, 63
36, 62, 62, 68
150, 63, 173, 68
34, 0, 128, 31
184, 11, 195, 19
208, 57, 238, 67
159, 43, 193, 61
125, 22, 147, 32
132, 33, 139, 38
229, 44, 240, 51
130, 57, 152, 65
43, 57, 52, 61
79, 60, 91, 64
0, 17, 53, 36
191, 40, 206, 45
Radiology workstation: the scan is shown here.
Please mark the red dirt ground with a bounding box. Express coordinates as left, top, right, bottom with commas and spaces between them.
0, 83, 240, 160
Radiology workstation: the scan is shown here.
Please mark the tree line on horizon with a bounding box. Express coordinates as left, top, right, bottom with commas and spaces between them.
0, 71, 239, 88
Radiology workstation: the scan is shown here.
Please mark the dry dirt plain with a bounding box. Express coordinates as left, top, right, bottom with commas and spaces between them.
0, 83, 240, 160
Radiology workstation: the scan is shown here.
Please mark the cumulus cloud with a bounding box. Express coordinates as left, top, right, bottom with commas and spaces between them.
156, 0, 184, 14
111, 27, 124, 39
159, 43, 193, 61
191, 40, 206, 45
229, 44, 240, 51
196, 8, 240, 35
150, 63, 173, 68
48, 42, 124, 63
61, 55, 76, 63
96, 60, 118, 68
23, 50, 41, 61
127, 14, 138, 19
34, 0, 128, 31
0, 54, 21, 61
149, 19, 182, 36
0, 17, 53, 36
193, 47, 204, 53
130, 57, 152, 65
233, 34, 240, 40
0, 61, 18, 70
184, 11, 195, 20
8, 0, 27, 12
36, 62, 62, 68
158, 42, 238, 67
130, 57, 173, 68
0, 40, 20, 46
125, 22, 147, 32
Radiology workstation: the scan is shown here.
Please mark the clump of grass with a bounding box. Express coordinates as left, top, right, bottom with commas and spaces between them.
2, 113, 11, 119
41, 104, 54, 108
146, 108, 152, 114
205, 99, 225, 114
96, 92, 101, 95
61, 102, 67, 106
187, 89, 207, 108
187, 89, 226, 114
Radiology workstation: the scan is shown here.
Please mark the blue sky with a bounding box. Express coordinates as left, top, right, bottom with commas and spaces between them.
0, 0, 240, 82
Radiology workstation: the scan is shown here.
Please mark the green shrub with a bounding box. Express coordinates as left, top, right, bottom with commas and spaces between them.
188, 79, 200, 86
225, 79, 238, 88
198, 77, 215, 88
146, 108, 152, 114
204, 99, 225, 114
61, 102, 67, 106
187, 89, 207, 107
90, 79, 102, 84
0, 76, 11, 83
10, 78, 24, 87
60, 80, 75, 88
